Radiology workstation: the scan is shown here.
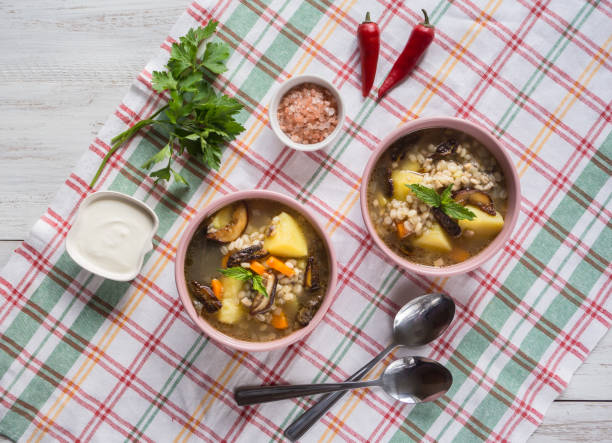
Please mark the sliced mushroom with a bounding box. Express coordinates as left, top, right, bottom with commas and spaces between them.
432, 207, 461, 238
390, 144, 406, 162
398, 242, 414, 256
226, 244, 269, 268
190, 280, 222, 313
304, 256, 321, 291
390, 133, 421, 161
384, 167, 393, 198
206, 202, 248, 243
296, 294, 323, 326
250, 273, 277, 315
296, 306, 316, 326
430, 138, 458, 158
452, 188, 496, 215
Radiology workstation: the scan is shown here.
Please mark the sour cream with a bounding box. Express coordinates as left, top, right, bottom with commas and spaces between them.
66, 192, 159, 281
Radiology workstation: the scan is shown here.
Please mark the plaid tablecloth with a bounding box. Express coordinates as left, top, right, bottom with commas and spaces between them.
1, 0, 611, 441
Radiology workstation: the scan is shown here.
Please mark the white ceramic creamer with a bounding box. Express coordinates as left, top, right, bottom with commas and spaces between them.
66, 191, 159, 281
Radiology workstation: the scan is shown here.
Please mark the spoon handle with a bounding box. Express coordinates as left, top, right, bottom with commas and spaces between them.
284, 343, 396, 441
234, 380, 380, 406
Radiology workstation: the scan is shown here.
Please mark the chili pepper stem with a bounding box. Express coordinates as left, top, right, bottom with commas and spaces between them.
365, 11, 371, 22
421, 9, 433, 28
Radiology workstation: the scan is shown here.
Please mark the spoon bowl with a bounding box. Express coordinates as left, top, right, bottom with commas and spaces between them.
393, 293, 456, 348
382, 357, 452, 403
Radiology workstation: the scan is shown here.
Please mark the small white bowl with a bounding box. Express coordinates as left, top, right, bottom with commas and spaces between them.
66, 191, 159, 281
268, 74, 345, 151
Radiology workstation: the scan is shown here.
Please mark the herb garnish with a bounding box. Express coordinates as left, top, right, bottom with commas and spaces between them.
408, 184, 476, 220
218, 267, 268, 298
90, 21, 245, 187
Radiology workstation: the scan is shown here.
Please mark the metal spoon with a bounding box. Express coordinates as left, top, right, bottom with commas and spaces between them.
234, 356, 452, 406
284, 292, 455, 441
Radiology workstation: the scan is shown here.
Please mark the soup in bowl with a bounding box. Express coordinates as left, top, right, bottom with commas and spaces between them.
175, 190, 337, 352
361, 117, 520, 276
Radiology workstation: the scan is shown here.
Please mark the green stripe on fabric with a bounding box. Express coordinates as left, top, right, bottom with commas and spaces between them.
272, 2, 458, 439
127, 336, 209, 441
0, 255, 81, 377
0, 273, 96, 404
493, 1, 597, 138
390, 2, 603, 439
0, 277, 131, 439
447, 126, 612, 440
274, 265, 404, 439
296, 0, 452, 200
127, 0, 319, 437
393, 128, 612, 442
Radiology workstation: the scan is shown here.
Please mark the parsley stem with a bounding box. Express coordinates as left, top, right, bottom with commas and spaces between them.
90, 104, 168, 187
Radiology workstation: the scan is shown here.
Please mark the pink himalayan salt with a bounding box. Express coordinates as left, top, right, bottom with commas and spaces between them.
277, 83, 339, 144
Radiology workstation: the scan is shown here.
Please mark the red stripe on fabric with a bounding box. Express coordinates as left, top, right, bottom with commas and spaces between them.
0, 389, 75, 443
0, 344, 153, 442
501, 274, 612, 437
447, 110, 612, 437
223, 224, 378, 440
8, 248, 230, 441
527, 0, 612, 71
370, 5, 612, 436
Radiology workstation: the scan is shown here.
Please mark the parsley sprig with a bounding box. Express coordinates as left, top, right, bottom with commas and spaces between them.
90, 21, 245, 187
408, 184, 476, 220
218, 267, 268, 298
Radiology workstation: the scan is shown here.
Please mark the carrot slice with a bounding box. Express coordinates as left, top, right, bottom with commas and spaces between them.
396, 222, 409, 239
221, 252, 230, 268
249, 260, 266, 276
450, 247, 470, 263
271, 310, 289, 329
265, 256, 295, 277
211, 278, 223, 300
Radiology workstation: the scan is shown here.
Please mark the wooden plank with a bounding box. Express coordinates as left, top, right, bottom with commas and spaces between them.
0, 0, 186, 238
530, 401, 612, 442
558, 328, 612, 400
0, 241, 20, 268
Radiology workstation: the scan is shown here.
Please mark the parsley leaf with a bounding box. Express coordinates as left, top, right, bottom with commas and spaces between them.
152, 71, 177, 92
150, 166, 171, 181
171, 169, 189, 186
90, 20, 245, 188
202, 42, 230, 74
407, 184, 476, 221
218, 267, 268, 297
141, 143, 171, 170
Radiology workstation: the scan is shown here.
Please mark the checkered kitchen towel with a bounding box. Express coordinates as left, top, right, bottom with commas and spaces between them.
1, 0, 611, 441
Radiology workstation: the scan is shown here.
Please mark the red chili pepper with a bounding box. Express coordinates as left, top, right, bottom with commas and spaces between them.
378, 9, 435, 99
358, 12, 380, 97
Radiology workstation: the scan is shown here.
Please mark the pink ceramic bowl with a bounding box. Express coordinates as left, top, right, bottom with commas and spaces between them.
360, 117, 520, 277
175, 190, 338, 352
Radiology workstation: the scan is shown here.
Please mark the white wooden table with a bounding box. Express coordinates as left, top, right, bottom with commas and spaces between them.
1, 1, 610, 440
